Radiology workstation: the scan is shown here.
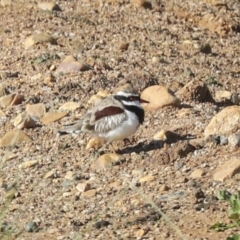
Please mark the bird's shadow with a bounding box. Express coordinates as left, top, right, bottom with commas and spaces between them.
117, 132, 196, 155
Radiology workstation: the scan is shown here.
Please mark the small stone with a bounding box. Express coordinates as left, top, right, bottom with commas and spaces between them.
96, 90, 110, 98
59, 102, 81, 111
189, 169, 204, 179
26, 103, 46, 119
0, 83, 8, 97
213, 157, 240, 182
63, 192, 74, 197
44, 75, 56, 87
88, 95, 104, 105
81, 189, 97, 199
215, 91, 240, 105
2, 151, 17, 162
135, 229, 145, 237
38, 2, 61, 11
132, 0, 152, 9
0, 110, 6, 117
91, 153, 125, 170
204, 106, 240, 137
62, 55, 76, 63
119, 42, 129, 51
86, 137, 105, 150
153, 130, 167, 140
24, 33, 57, 48
56, 61, 91, 74
160, 184, 169, 192
64, 171, 75, 180
76, 182, 91, 193
44, 169, 55, 179
228, 134, 240, 147
141, 85, 180, 111
139, 175, 155, 183
0, 130, 31, 147
1, 0, 12, 7
220, 135, 228, 145
176, 80, 211, 102
152, 56, 160, 63
132, 168, 144, 176
14, 112, 38, 129
19, 160, 39, 169
25, 221, 38, 232
0, 94, 15, 108
10, 94, 24, 106
41, 112, 68, 125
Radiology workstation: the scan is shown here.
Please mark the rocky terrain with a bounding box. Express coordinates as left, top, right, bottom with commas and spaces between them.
1, 0, 240, 239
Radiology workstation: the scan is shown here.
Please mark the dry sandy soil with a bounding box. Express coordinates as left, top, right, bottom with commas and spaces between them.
1, 0, 240, 239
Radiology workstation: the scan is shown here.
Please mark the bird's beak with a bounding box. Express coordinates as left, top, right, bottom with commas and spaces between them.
140, 98, 149, 103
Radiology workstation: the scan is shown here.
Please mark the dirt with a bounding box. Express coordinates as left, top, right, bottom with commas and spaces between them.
1, 0, 240, 239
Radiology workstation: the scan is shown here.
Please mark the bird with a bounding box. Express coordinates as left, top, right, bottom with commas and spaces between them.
58, 87, 149, 149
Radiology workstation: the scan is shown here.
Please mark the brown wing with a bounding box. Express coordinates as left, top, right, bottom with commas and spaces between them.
95, 106, 124, 120
92, 106, 127, 133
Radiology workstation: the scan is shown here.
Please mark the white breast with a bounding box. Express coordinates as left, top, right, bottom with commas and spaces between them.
99, 110, 140, 143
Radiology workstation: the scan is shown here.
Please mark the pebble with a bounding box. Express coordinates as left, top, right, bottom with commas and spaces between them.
141, 85, 180, 111
26, 103, 46, 119
56, 61, 91, 74
38, 2, 61, 11
64, 171, 75, 180
44, 169, 55, 179
213, 157, 240, 182
91, 153, 125, 170
0, 130, 31, 147
10, 94, 24, 106
86, 137, 105, 150
24, 32, 57, 48
119, 42, 129, 51
204, 106, 240, 137
135, 229, 145, 237
153, 130, 167, 140
25, 221, 38, 232
81, 189, 97, 198
44, 75, 56, 87
0, 110, 6, 117
152, 56, 160, 64
139, 175, 155, 183
41, 112, 68, 125
76, 182, 91, 193
215, 90, 240, 104
132, 168, 144, 176
2, 151, 17, 162
176, 80, 211, 102
189, 169, 204, 179
0, 94, 15, 108
159, 190, 186, 201
59, 102, 81, 111
96, 90, 110, 98
1, 0, 12, 7
220, 135, 228, 145
19, 160, 39, 169
14, 112, 38, 129
132, 0, 152, 9
88, 95, 104, 105
62, 55, 76, 63
159, 184, 169, 192
0, 83, 7, 97
228, 133, 240, 147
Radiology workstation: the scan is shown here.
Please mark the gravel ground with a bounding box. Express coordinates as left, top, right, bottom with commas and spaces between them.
1, 0, 240, 239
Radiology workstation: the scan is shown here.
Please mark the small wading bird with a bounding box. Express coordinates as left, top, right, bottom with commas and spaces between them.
58, 87, 149, 151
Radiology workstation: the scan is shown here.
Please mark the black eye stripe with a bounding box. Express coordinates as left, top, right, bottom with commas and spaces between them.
114, 95, 139, 102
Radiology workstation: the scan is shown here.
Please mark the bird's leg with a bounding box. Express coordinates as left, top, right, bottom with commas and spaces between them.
108, 142, 116, 154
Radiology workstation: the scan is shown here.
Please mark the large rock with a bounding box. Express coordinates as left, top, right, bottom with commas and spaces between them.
176, 80, 211, 102
141, 85, 180, 111
204, 106, 240, 137
0, 130, 31, 147
213, 157, 240, 182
